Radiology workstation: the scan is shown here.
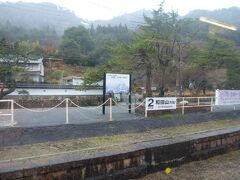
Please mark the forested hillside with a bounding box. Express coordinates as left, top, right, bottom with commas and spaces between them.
0, 22, 59, 46
0, 2, 240, 98
0, 2, 85, 35
92, 9, 152, 29
185, 7, 240, 28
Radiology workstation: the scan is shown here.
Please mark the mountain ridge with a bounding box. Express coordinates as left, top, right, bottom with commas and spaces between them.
185, 6, 240, 28
0, 2, 239, 35
0, 2, 86, 35
91, 9, 152, 29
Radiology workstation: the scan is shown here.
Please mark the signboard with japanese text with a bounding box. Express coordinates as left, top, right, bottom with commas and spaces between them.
215, 90, 240, 105
145, 97, 177, 111
105, 73, 130, 94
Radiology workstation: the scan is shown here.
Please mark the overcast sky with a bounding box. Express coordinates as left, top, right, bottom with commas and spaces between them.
1, 0, 240, 20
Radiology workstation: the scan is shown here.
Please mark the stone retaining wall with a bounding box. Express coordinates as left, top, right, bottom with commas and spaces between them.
1, 127, 240, 179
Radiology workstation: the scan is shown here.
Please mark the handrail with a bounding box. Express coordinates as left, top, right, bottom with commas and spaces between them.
178, 96, 214, 99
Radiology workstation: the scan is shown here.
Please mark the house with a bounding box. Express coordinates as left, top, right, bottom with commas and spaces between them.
0, 58, 44, 83
24, 58, 44, 82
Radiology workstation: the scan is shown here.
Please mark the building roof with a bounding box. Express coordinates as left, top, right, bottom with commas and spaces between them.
28, 58, 43, 64
16, 83, 102, 89
0, 58, 43, 64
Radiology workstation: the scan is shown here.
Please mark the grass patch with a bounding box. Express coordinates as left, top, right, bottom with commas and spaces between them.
151, 113, 181, 120
161, 113, 175, 118
87, 135, 123, 144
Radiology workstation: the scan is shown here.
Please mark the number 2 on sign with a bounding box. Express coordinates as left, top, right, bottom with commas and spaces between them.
148, 98, 154, 107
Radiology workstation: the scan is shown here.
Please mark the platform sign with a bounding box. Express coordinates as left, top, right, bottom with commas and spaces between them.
145, 97, 177, 111
105, 73, 130, 94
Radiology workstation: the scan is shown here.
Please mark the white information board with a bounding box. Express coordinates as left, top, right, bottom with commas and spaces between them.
106, 73, 130, 94
145, 97, 177, 111
215, 90, 240, 105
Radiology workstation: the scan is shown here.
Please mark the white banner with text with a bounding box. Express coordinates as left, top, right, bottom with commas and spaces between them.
215, 90, 240, 105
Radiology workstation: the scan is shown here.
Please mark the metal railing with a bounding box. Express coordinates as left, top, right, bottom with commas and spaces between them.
178, 96, 215, 114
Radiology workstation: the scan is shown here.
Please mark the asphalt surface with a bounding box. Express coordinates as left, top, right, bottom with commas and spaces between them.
0, 102, 143, 127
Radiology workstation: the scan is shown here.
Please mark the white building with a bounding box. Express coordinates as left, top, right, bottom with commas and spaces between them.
0, 58, 44, 83
24, 58, 44, 82
8, 84, 102, 96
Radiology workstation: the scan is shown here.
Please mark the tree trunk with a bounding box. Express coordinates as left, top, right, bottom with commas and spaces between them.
176, 57, 182, 96
176, 43, 183, 97
0, 82, 16, 100
145, 65, 152, 97
159, 68, 166, 97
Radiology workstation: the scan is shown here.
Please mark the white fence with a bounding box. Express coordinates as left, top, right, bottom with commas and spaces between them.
178, 96, 215, 115
0, 100, 15, 126
0, 98, 129, 127
0, 96, 231, 127
12, 98, 111, 124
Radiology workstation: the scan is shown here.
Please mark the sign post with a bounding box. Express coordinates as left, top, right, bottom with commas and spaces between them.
102, 73, 106, 115
128, 74, 132, 114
